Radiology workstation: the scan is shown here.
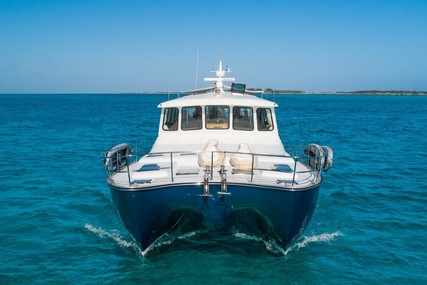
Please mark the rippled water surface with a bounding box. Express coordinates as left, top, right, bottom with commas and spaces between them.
1, 94, 426, 284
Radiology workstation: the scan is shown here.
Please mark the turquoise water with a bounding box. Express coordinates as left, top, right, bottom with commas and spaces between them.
1, 94, 426, 284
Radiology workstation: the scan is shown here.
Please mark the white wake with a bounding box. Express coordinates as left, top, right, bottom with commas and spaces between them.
283, 231, 344, 255
84, 224, 140, 253
233, 231, 343, 256
85, 223, 343, 257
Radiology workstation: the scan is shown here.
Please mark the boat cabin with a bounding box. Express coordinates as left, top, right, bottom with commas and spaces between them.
152, 92, 285, 155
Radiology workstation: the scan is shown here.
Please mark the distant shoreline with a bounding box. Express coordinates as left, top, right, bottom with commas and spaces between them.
261, 89, 427, 95
2, 90, 427, 95
132, 90, 427, 96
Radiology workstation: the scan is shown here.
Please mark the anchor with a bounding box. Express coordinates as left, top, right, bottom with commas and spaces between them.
217, 165, 231, 196
202, 166, 212, 197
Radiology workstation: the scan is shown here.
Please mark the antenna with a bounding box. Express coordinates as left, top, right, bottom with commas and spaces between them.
195, 46, 199, 88
204, 58, 235, 95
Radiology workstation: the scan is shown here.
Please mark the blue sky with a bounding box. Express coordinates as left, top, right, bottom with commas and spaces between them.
1, 0, 426, 93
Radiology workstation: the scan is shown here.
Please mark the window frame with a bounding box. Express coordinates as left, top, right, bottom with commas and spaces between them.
181, 106, 203, 131
162, 107, 179, 131
232, 106, 254, 131
256, 108, 274, 131
205, 105, 230, 130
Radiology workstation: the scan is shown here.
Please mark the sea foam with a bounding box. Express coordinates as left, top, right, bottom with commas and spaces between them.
283, 231, 344, 255
84, 223, 138, 251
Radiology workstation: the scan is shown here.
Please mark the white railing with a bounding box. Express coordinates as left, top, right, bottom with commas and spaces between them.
101, 146, 325, 187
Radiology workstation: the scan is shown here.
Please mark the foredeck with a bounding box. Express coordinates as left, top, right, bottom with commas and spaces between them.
104, 150, 322, 191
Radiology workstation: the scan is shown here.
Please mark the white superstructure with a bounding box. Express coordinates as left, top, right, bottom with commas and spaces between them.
152, 59, 283, 155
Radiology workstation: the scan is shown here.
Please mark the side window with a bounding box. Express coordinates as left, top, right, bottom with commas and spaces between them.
257, 108, 274, 131
181, 106, 202, 130
205, 105, 229, 129
233, 106, 254, 131
163, 108, 179, 131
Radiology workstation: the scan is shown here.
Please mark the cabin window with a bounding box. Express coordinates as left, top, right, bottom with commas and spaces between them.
233, 106, 254, 131
257, 108, 274, 131
181, 106, 202, 130
205, 105, 229, 129
163, 107, 179, 131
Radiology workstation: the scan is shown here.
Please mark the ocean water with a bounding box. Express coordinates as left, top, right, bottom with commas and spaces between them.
1, 93, 426, 284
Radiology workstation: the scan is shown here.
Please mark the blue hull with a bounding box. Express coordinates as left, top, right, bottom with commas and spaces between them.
110, 183, 320, 251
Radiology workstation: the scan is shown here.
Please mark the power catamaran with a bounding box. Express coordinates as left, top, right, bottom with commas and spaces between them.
102, 59, 333, 252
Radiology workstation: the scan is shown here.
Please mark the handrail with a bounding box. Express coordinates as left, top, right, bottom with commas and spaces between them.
101, 146, 325, 188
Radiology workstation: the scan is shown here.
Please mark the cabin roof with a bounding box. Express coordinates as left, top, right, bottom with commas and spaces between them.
158, 91, 278, 108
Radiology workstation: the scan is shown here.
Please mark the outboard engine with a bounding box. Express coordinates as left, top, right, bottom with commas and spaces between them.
304, 144, 333, 172
321, 145, 333, 171
103, 143, 133, 172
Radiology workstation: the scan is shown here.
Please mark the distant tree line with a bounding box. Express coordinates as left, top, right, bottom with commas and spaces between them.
338, 90, 427, 95
262, 89, 427, 95
264, 88, 305, 94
